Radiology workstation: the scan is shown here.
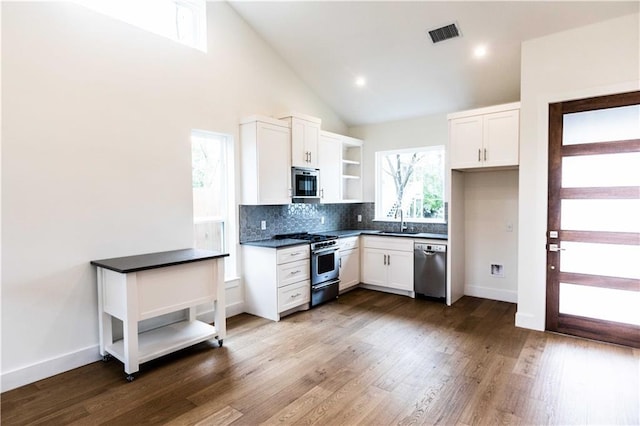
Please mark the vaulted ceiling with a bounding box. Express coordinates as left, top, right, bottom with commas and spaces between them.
229, 1, 639, 126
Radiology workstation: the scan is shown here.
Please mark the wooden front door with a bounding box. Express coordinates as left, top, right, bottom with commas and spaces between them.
546, 91, 640, 348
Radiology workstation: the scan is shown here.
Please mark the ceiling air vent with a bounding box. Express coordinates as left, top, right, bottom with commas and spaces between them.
427, 23, 461, 44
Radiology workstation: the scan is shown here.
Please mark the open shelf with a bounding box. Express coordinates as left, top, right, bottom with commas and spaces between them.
342, 159, 360, 165
342, 174, 360, 180
106, 320, 217, 365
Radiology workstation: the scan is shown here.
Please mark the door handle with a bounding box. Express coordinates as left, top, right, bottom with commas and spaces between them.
548, 244, 566, 252
478, 149, 481, 162
484, 148, 487, 161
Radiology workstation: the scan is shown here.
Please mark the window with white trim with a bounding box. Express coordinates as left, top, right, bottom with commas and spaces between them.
375, 146, 445, 223
191, 130, 236, 279
76, 0, 207, 52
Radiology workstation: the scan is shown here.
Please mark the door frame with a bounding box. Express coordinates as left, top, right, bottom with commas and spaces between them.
545, 91, 640, 348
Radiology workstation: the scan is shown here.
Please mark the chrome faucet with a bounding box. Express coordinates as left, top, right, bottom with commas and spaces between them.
395, 209, 408, 232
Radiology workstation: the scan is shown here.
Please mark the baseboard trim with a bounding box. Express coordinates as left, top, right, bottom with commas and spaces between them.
2, 301, 246, 393
225, 301, 244, 318
515, 311, 545, 331
360, 284, 415, 299
464, 285, 517, 303
1, 345, 101, 393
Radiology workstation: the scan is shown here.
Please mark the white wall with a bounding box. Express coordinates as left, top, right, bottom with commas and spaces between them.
464, 170, 518, 303
1, 1, 346, 391
349, 113, 448, 202
516, 13, 639, 330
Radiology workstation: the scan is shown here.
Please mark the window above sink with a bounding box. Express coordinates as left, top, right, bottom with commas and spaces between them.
374, 146, 446, 224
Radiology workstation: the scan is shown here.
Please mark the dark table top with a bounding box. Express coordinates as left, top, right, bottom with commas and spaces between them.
90, 248, 229, 274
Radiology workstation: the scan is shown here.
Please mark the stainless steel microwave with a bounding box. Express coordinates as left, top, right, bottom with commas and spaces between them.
291, 167, 319, 199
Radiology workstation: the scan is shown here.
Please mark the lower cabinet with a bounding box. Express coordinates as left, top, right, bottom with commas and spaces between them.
242, 244, 310, 321
338, 236, 360, 292
361, 236, 413, 293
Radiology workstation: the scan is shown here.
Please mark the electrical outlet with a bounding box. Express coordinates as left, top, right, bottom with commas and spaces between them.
260, 220, 266, 230
357, 214, 362, 222
321, 216, 325, 224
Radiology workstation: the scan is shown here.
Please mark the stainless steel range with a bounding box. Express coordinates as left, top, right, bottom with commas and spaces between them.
274, 233, 339, 307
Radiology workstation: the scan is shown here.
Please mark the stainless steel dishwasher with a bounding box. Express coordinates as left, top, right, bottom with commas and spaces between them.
414, 242, 447, 300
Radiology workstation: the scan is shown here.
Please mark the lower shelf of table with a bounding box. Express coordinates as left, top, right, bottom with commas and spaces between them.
106, 320, 218, 365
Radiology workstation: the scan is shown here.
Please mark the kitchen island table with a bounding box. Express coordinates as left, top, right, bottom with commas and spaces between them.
91, 248, 228, 381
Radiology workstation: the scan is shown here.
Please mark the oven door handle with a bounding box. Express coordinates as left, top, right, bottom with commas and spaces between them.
312, 246, 339, 254
312, 279, 340, 291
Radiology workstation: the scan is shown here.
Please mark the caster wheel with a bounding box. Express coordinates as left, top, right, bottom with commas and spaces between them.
217, 339, 224, 347
126, 374, 135, 382
102, 354, 113, 362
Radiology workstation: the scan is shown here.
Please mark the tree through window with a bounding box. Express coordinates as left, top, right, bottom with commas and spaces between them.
375, 146, 445, 222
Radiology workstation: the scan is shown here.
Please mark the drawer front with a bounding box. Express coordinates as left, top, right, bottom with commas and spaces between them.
277, 259, 310, 287
338, 236, 359, 251
277, 245, 309, 264
362, 236, 413, 252
278, 281, 310, 312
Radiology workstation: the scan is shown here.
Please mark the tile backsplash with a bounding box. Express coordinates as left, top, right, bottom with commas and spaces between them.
239, 202, 447, 242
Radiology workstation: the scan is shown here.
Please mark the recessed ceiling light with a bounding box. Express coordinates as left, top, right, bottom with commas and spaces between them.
474, 45, 488, 58
355, 76, 366, 87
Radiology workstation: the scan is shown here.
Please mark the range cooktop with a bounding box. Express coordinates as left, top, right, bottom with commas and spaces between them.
273, 232, 337, 243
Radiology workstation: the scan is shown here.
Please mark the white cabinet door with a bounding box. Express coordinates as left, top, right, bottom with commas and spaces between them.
448, 103, 520, 170
386, 250, 414, 291
361, 247, 387, 287
291, 117, 320, 168
339, 249, 360, 291
483, 109, 519, 167
318, 132, 342, 203
449, 115, 483, 169
241, 118, 292, 205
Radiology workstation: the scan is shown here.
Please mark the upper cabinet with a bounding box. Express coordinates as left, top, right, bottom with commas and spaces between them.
448, 102, 520, 170
319, 131, 363, 203
318, 131, 342, 203
240, 116, 292, 205
280, 114, 321, 168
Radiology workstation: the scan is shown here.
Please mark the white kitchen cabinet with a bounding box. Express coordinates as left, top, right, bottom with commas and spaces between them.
281, 114, 321, 168
361, 236, 414, 294
318, 131, 342, 203
240, 116, 292, 205
337, 236, 360, 292
242, 243, 310, 321
318, 130, 363, 203
449, 102, 520, 170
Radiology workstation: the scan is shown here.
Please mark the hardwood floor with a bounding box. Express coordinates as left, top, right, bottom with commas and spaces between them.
2, 289, 639, 425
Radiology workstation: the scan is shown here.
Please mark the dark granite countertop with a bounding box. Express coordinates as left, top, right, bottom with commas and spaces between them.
240, 229, 448, 249
313, 229, 378, 238
361, 231, 448, 240
240, 238, 309, 249
90, 248, 229, 273
318, 229, 448, 240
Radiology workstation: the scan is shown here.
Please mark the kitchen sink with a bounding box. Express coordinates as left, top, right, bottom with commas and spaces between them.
378, 231, 420, 236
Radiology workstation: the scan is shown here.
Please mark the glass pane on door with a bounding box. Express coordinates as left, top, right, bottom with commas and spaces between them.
562, 153, 640, 188
559, 283, 640, 325
561, 199, 640, 232
560, 241, 640, 280
562, 104, 640, 145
